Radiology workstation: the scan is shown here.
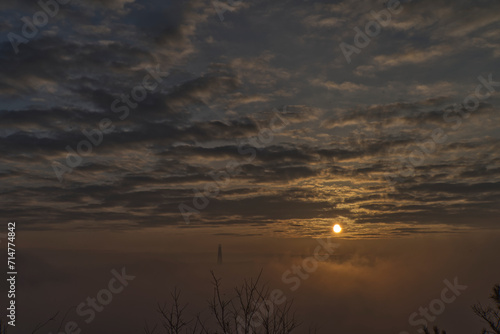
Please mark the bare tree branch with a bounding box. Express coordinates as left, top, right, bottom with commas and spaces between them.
31, 311, 60, 334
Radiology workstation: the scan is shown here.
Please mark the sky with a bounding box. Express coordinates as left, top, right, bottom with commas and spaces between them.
0, 0, 500, 333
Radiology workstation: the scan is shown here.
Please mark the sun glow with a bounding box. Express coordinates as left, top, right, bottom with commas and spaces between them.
333, 224, 342, 233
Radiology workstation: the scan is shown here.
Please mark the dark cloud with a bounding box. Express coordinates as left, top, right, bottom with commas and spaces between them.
0, 0, 499, 236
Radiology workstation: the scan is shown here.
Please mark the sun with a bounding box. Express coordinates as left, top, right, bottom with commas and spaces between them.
333, 224, 342, 233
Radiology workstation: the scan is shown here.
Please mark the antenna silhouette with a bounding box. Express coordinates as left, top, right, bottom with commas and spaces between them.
217, 244, 222, 265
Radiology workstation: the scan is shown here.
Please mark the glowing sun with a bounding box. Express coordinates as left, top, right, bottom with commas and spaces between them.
333, 224, 342, 233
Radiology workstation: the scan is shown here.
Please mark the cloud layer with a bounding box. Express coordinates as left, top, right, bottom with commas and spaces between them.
1, 0, 500, 236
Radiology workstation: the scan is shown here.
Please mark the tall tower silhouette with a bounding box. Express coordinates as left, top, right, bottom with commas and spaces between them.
217, 244, 222, 264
